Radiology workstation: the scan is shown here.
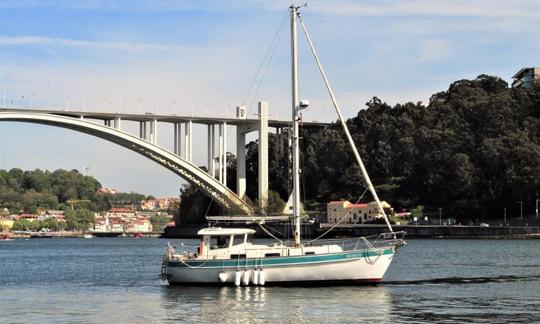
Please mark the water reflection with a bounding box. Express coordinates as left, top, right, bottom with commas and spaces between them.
3, 238, 539, 322
161, 285, 392, 323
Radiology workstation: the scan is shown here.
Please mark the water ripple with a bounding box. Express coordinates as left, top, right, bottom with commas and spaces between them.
384, 274, 540, 286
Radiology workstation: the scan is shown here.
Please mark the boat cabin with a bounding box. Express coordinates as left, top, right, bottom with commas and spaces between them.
197, 227, 255, 258
194, 227, 344, 260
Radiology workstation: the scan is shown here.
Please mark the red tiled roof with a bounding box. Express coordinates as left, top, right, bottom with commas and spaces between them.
347, 204, 368, 209
328, 201, 349, 205
20, 214, 38, 218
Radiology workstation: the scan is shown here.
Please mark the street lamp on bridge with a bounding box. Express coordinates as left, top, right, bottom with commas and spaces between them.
517, 201, 523, 219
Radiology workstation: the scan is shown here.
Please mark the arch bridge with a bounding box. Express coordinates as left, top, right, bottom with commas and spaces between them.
0, 106, 328, 215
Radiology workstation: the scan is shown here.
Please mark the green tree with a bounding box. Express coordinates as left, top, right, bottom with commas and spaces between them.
7, 168, 24, 193
12, 219, 36, 231
65, 208, 95, 230
410, 206, 424, 220
40, 218, 64, 231
150, 215, 171, 231
174, 184, 222, 227
265, 190, 286, 214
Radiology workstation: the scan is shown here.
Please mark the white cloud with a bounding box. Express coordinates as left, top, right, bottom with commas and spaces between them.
0, 36, 51, 45
0, 36, 200, 52
308, 0, 540, 18
0, 0, 268, 12
4, 0, 539, 18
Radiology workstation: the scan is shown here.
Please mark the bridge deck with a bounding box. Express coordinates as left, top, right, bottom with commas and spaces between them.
0, 108, 330, 127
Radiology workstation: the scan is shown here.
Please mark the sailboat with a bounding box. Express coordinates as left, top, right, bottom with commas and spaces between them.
161, 6, 405, 286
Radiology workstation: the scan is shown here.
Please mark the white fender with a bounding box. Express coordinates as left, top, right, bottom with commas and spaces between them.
235, 271, 242, 286
218, 271, 228, 283
242, 270, 250, 285
259, 270, 266, 286
253, 269, 259, 285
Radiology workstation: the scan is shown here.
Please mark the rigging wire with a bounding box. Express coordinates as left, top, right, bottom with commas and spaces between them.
241, 9, 289, 110
256, 222, 284, 243
204, 195, 214, 218
297, 13, 395, 235
306, 187, 369, 244
262, 221, 286, 237
215, 10, 288, 192
246, 23, 287, 111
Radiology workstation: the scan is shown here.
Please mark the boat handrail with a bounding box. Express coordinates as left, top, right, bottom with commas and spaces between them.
304, 231, 406, 244
170, 230, 406, 256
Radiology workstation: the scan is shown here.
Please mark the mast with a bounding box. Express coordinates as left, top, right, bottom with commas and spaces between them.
290, 5, 302, 246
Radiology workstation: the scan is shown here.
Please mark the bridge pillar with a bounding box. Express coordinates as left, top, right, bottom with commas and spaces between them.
258, 102, 269, 212
211, 124, 216, 177
222, 122, 227, 186
139, 121, 147, 140
276, 127, 285, 155
114, 117, 121, 130
154, 119, 158, 144
184, 120, 192, 162
149, 119, 157, 144
104, 120, 111, 127
207, 124, 213, 174
218, 123, 223, 183
173, 123, 182, 155
236, 125, 248, 199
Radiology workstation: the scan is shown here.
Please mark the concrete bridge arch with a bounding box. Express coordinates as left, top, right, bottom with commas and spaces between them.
0, 112, 254, 215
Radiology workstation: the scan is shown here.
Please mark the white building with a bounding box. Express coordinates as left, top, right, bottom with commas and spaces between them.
93, 210, 154, 233
127, 218, 153, 233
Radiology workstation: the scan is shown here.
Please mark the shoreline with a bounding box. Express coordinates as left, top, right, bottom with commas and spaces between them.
3, 231, 162, 239
162, 224, 540, 239
4, 225, 539, 240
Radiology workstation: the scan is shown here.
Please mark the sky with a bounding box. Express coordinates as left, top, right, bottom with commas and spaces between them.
0, 0, 539, 197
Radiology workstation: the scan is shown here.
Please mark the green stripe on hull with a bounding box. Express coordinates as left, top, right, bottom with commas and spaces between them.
167, 248, 394, 269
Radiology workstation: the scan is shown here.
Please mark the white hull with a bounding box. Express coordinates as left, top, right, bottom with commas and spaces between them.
164, 248, 395, 285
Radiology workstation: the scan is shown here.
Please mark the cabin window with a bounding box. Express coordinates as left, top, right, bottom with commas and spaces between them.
231, 254, 247, 259
264, 253, 281, 257
305, 251, 315, 255
232, 235, 244, 246
210, 236, 230, 249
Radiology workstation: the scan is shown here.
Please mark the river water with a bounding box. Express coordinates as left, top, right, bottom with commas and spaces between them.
1, 238, 539, 323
